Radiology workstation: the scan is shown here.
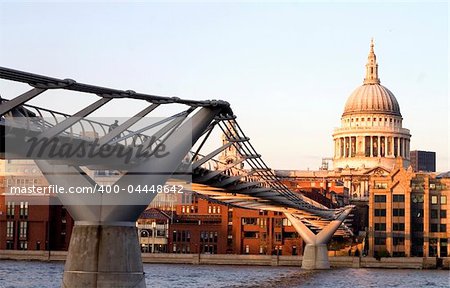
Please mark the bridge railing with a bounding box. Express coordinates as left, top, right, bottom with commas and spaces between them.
1, 98, 156, 147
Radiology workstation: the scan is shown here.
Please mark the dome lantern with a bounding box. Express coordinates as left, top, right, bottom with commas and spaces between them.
364, 38, 380, 85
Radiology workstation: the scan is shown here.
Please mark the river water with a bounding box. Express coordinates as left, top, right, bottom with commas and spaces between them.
0, 261, 448, 287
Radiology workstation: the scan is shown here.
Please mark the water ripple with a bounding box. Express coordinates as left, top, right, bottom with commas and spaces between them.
0, 260, 449, 287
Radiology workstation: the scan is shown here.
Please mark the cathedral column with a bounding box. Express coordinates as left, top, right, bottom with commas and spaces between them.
349, 136, 352, 157
405, 138, 407, 157
404, 139, 408, 159
400, 138, 403, 157
377, 136, 381, 157
334, 139, 337, 158
370, 136, 373, 157
336, 138, 342, 158
388, 136, 393, 156
346, 137, 349, 157
344, 137, 347, 157
406, 139, 410, 159
338, 138, 341, 158
339, 139, 342, 158
361, 136, 366, 156
384, 137, 388, 157
397, 137, 401, 157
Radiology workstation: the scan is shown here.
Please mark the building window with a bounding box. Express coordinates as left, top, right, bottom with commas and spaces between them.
259, 218, 267, 228
6, 221, 14, 238
275, 232, 282, 242
19, 241, 27, 250
244, 232, 258, 238
19, 202, 28, 218
19, 222, 28, 238
375, 237, 386, 245
393, 237, 405, 246
430, 224, 438, 233
374, 195, 386, 203
374, 182, 387, 189
374, 223, 386, 231
375, 209, 386, 217
431, 210, 438, 219
429, 239, 439, 257
393, 223, 405, 231
440, 210, 447, 218
282, 218, 291, 226
431, 195, 438, 205
6, 202, 14, 217
259, 210, 268, 216
393, 209, 405, 217
242, 218, 257, 225
274, 218, 283, 227
393, 195, 405, 202
441, 196, 447, 205
411, 194, 424, 203
440, 224, 446, 232
6, 241, 14, 250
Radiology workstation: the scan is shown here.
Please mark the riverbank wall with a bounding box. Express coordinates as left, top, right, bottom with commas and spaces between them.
0, 250, 448, 269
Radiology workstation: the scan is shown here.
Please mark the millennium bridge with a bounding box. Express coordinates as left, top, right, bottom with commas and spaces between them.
0, 67, 353, 287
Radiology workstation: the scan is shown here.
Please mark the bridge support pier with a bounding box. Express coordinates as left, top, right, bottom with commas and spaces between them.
63, 223, 144, 288
284, 208, 352, 270
301, 243, 330, 269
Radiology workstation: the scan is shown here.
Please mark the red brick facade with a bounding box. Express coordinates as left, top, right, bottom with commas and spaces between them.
168, 194, 303, 255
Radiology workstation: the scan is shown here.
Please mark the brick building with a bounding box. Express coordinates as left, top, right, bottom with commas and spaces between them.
0, 195, 74, 251
168, 193, 303, 255
0, 160, 74, 251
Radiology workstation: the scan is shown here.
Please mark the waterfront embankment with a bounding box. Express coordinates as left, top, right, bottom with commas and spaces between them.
0, 250, 448, 269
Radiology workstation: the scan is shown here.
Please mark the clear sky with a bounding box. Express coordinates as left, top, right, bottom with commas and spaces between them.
0, 1, 448, 171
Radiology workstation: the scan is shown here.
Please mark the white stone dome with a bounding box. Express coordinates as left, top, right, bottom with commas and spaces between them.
343, 84, 401, 117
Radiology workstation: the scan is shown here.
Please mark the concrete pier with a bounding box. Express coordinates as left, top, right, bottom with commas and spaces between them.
285, 208, 353, 270
62, 224, 145, 288
301, 244, 330, 269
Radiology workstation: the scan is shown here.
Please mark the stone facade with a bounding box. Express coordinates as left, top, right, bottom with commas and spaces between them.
368, 159, 450, 257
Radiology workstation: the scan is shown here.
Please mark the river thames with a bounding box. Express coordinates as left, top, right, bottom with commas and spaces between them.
0, 261, 449, 287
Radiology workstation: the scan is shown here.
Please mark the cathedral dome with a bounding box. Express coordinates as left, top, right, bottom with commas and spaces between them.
332, 40, 411, 173
343, 84, 401, 117
342, 39, 401, 117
